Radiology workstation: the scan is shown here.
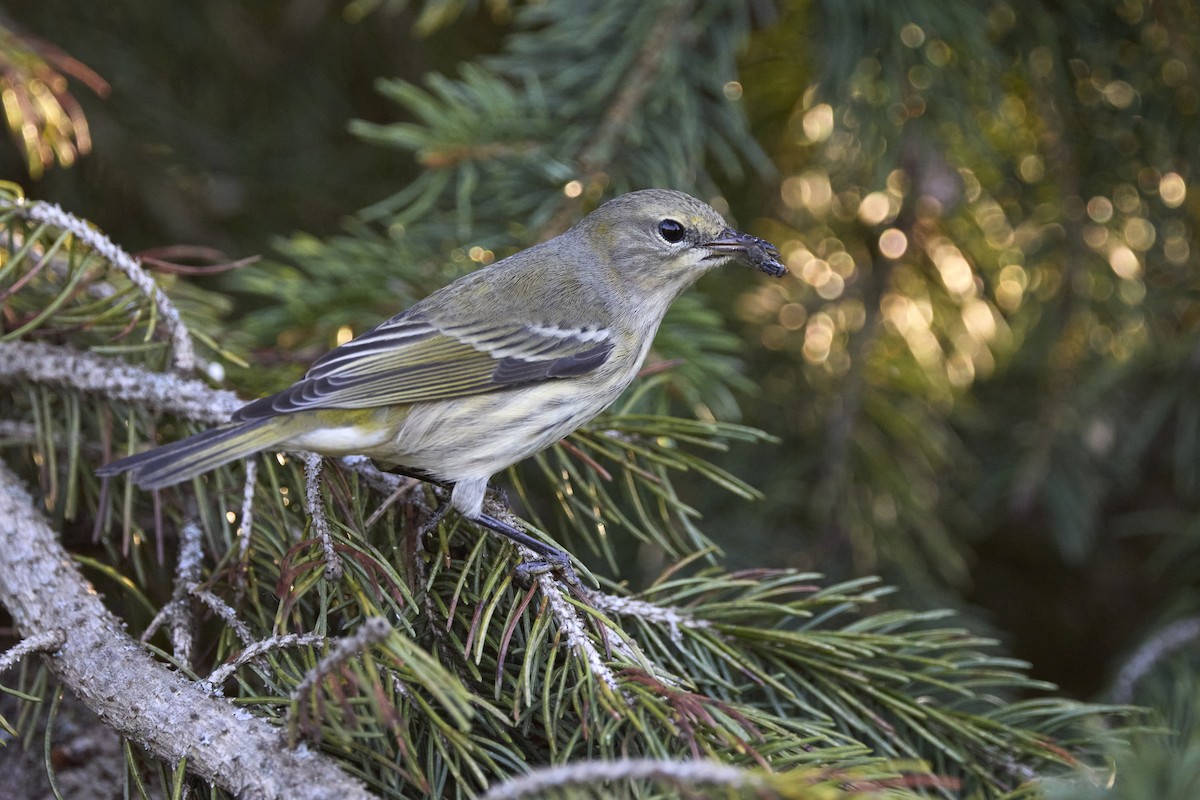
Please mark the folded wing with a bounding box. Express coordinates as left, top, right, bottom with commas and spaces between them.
233, 314, 614, 421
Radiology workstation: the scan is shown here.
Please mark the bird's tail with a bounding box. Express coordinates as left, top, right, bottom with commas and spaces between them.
97, 418, 289, 489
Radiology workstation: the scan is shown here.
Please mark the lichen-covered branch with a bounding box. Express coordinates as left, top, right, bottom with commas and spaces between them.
0, 340, 239, 423
15, 199, 197, 373
0, 461, 375, 800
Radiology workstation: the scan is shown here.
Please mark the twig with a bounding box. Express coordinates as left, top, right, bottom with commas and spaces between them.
1112, 616, 1200, 704
188, 584, 256, 647
0, 340, 240, 424
138, 517, 205, 667
337, 455, 404, 494
510, 536, 622, 695
291, 618, 392, 700
0, 461, 373, 800
15, 199, 196, 373
238, 459, 258, 562
168, 518, 205, 668
303, 453, 342, 580
481, 757, 763, 800
582, 590, 710, 643
203, 632, 328, 694
0, 629, 66, 675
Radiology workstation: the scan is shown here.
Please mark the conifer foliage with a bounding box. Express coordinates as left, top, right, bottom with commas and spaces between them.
4, 0, 1196, 797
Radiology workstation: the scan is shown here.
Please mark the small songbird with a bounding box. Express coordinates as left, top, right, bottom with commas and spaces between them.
99, 189, 786, 567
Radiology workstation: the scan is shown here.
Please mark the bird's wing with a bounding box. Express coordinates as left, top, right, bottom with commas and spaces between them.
232, 314, 614, 421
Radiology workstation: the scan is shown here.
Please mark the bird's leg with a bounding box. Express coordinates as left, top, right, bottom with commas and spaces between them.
384, 465, 576, 584
474, 512, 578, 586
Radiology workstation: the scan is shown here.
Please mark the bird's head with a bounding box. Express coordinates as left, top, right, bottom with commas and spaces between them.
575, 189, 787, 299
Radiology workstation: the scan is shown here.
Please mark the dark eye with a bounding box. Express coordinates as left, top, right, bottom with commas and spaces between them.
657, 219, 686, 244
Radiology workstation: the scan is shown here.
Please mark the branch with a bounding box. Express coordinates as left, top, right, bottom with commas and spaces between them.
0, 340, 240, 423
0, 629, 66, 675
1112, 616, 1200, 704
480, 757, 764, 800
0, 460, 375, 800
15, 199, 197, 373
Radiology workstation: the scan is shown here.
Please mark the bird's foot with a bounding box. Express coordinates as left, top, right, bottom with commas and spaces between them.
513, 549, 578, 588
475, 511, 579, 587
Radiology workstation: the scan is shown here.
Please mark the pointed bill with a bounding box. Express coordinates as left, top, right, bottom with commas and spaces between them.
703, 228, 788, 277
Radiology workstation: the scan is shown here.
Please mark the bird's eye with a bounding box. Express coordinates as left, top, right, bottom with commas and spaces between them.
657, 219, 686, 244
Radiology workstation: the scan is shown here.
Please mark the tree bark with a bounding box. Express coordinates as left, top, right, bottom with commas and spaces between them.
0, 461, 375, 800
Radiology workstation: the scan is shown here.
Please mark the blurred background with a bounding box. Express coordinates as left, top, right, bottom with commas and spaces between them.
2, 0, 1197, 722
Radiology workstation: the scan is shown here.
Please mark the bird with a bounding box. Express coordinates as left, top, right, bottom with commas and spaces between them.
98, 189, 787, 571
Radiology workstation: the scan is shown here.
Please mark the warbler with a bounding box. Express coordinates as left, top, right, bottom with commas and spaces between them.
99, 189, 786, 564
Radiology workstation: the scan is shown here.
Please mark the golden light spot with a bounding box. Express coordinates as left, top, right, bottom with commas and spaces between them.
563, 180, 583, 198
1123, 218, 1155, 251
802, 313, 835, 364
1086, 196, 1113, 223
996, 266, 1026, 310
925, 39, 953, 67
788, 170, 832, 212
900, 23, 925, 48
722, 81, 743, 101
760, 325, 788, 351
225, 511, 237, 524
465, 246, 495, 264
826, 252, 854, 278
1018, 154, 1044, 183
801, 258, 831, 287
1102, 80, 1136, 109
907, 65, 933, 90
879, 228, 908, 259
947, 353, 975, 387
1159, 172, 1186, 207
816, 273, 845, 300
1113, 184, 1141, 214
801, 104, 834, 143
1164, 234, 1190, 264
1108, 244, 1141, 279
1000, 263, 1028, 289
1162, 58, 1188, 87
961, 299, 997, 341
931, 241, 976, 296
996, 279, 1023, 312
786, 245, 814, 273
882, 293, 942, 366
858, 191, 891, 225
736, 284, 785, 322
1083, 225, 1109, 249
779, 303, 807, 330
1029, 46, 1054, 78
988, 3, 1016, 33
1118, 278, 1146, 305
335, 325, 353, 346
1000, 96, 1027, 125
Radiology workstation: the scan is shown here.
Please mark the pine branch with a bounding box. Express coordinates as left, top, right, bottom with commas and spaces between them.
0, 340, 239, 423
0, 461, 374, 800
6, 197, 196, 372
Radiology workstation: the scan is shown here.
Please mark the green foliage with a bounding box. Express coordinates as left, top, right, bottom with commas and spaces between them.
5, 0, 1199, 796
0, 169, 1121, 798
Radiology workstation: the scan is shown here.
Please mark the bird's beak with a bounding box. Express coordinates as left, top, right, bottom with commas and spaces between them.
703, 228, 788, 277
